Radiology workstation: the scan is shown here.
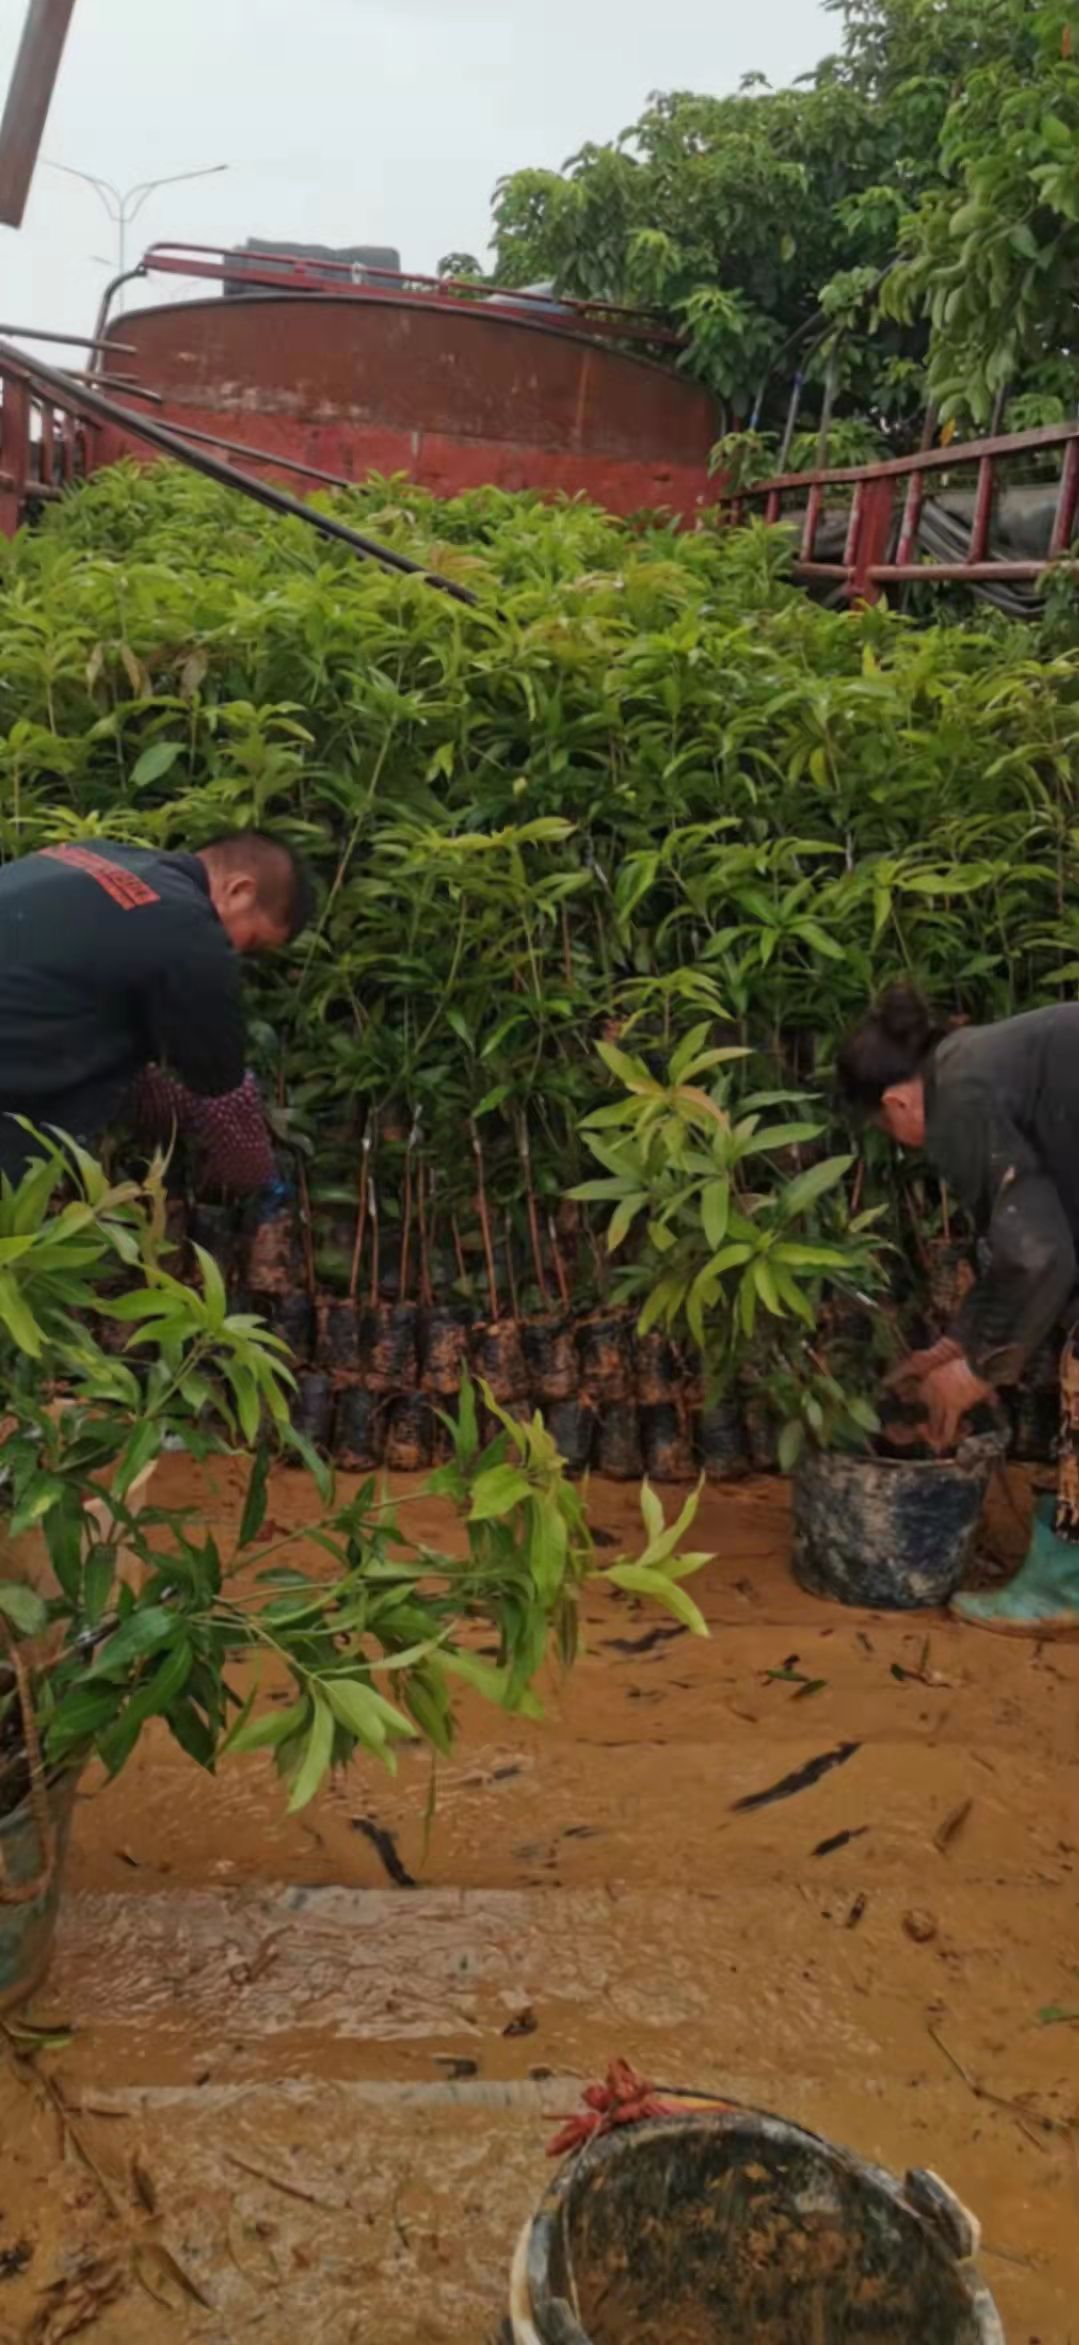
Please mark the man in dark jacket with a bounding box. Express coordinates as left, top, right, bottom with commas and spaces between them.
837, 987, 1079, 1634
0, 832, 312, 1185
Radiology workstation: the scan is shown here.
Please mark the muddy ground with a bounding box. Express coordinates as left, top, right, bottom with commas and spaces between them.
0, 1460, 1076, 2343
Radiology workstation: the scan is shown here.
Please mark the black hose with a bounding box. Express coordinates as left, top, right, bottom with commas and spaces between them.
0, 334, 481, 608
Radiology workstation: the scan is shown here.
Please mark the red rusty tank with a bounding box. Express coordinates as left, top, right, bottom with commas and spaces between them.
99, 245, 718, 518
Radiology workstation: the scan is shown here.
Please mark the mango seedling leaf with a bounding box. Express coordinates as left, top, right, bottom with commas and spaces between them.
82, 1543, 116, 1626
130, 740, 185, 790
88, 1605, 178, 1678
0, 1580, 48, 1637
469, 1464, 533, 1520
286, 1693, 335, 1812
113, 1418, 161, 1501
9, 1475, 66, 1537
780, 1155, 855, 1219
239, 1443, 271, 1548
324, 1678, 417, 1744
778, 1420, 805, 1473
225, 1696, 308, 1758
0, 1271, 42, 1357
701, 1177, 729, 1250
607, 1563, 708, 1638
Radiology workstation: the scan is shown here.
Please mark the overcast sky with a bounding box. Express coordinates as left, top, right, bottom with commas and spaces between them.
2, 0, 832, 349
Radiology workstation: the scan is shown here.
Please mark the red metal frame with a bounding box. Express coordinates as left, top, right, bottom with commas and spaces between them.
126, 242, 687, 350
717, 420, 1079, 597
0, 355, 95, 531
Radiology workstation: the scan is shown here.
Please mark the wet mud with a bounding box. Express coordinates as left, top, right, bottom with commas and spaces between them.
0, 1462, 1076, 2340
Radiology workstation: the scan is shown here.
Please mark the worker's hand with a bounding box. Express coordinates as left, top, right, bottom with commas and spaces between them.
885, 1337, 963, 1401
918, 1356, 995, 1452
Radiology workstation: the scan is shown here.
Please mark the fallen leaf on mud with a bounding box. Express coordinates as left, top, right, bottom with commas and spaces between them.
225, 2150, 338, 2208
130, 2156, 158, 2215
2, 2019, 74, 2054
933, 1798, 973, 1855
1036, 2004, 1079, 2027
26, 2257, 126, 2341
131, 2239, 213, 2313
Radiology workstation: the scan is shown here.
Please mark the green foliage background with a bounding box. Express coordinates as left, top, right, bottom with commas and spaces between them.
485, 0, 1079, 438
2, 462, 1079, 1299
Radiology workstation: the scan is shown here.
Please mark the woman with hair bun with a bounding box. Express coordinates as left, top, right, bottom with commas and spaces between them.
836, 985, 1079, 1635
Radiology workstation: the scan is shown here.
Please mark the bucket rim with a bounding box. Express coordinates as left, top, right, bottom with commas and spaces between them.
522, 2104, 1003, 2340
793, 1437, 1004, 1484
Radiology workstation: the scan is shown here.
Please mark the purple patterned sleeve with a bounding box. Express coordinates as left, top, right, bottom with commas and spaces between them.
132, 1067, 275, 1192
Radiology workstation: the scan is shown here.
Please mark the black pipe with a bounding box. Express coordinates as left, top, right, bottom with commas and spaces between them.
0, 334, 481, 608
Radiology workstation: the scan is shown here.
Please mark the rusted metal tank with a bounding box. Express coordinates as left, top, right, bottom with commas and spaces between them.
102, 280, 718, 517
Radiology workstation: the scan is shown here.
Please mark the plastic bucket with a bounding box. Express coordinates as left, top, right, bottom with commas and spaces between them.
0, 1769, 79, 2014
507, 2107, 1004, 2344
791, 1438, 999, 1611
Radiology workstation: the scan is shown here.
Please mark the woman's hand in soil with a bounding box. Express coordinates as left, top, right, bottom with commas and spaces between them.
885, 1338, 963, 1401
918, 1356, 995, 1452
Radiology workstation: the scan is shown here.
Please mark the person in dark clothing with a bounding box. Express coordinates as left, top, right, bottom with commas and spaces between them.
837, 984, 1079, 1633
0, 832, 312, 1186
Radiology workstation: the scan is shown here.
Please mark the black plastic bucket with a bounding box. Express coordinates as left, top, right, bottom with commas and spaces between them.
508, 2109, 1003, 2344
792, 1438, 1000, 1611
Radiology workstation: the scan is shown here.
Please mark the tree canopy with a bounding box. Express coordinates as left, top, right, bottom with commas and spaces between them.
482, 0, 1078, 448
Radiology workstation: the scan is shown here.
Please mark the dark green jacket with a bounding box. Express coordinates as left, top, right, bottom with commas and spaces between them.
926, 1005, 1079, 1380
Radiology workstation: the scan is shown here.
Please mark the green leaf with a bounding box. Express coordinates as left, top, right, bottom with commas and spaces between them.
0, 1271, 42, 1356
9, 1475, 66, 1537
239, 1443, 271, 1547
701, 1177, 729, 1250
45, 1683, 123, 1762
130, 739, 185, 789
113, 1418, 161, 1502
287, 1693, 335, 1812
608, 1192, 647, 1251
0, 1580, 48, 1637
753, 1257, 783, 1316
751, 1122, 822, 1151
779, 1155, 854, 1220
89, 1605, 178, 1678
44, 1490, 87, 1604
192, 1243, 227, 1329
82, 1543, 116, 1625
526, 1498, 568, 1600
281, 1424, 335, 1501
323, 1678, 417, 1745
225, 1696, 308, 1757
468, 1464, 532, 1520
778, 1420, 805, 1473
607, 1563, 708, 1638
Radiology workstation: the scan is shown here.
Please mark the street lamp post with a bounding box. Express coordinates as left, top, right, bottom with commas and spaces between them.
44, 159, 228, 306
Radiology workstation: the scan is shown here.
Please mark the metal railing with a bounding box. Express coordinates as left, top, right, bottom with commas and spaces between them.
97, 240, 687, 351
0, 354, 94, 531
716, 421, 1079, 598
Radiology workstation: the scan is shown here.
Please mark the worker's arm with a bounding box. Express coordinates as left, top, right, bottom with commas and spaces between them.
133, 1066, 276, 1194
929, 1078, 1075, 1383
951, 1172, 1074, 1383
142, 917, 247, 1099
